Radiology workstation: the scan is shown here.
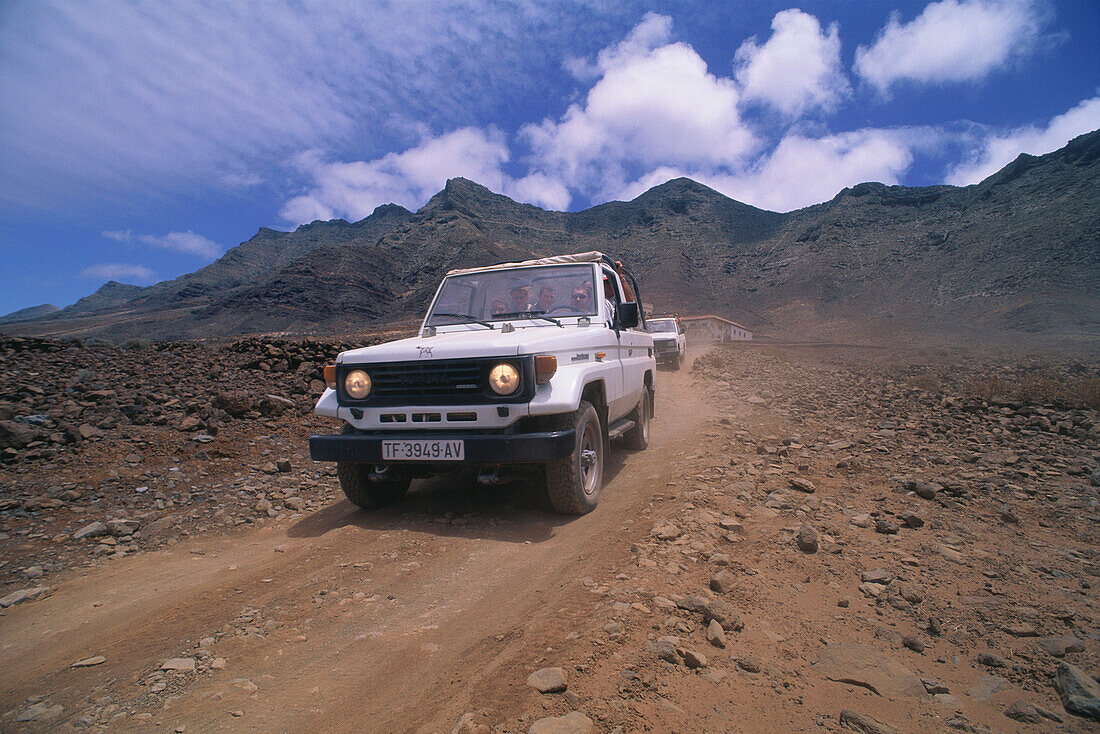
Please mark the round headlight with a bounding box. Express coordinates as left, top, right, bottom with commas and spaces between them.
488, 363, 520, 395
344, 369, 372, 399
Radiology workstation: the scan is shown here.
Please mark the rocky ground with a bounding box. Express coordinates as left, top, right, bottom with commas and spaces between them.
499, 345, 1100, 733
1, 338, 1099, 732
0, 333, 390, 593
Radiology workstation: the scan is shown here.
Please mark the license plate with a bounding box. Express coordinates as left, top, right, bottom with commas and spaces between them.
382, 439, 465, 461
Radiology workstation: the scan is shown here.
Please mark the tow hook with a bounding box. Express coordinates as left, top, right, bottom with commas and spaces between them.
369, 465, 391, 483
477, 468, 507, 485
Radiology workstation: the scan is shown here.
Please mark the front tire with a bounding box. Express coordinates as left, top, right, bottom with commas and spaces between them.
544, 401, 604, 515
673, 352, 684, 371
337, 462, 410, 510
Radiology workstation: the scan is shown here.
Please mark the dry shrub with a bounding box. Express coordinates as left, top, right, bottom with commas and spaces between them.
1078, 377, 1100, 409
965, 374, 1012, 401
122, 337, 150, 351
1014, 373, 1066, 406
989, 372, 1100, 410
1056, 375, 1100, 410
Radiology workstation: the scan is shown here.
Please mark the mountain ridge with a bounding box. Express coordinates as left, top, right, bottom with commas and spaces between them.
5, 129, 1099, 344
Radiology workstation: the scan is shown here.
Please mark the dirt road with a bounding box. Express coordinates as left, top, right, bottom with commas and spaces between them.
1, 357, 714, 732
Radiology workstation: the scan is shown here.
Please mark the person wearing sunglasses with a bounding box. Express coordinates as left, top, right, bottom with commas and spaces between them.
570, 287, 591, 309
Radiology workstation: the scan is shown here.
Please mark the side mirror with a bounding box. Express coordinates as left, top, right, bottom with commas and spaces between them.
618, 301, 639, 329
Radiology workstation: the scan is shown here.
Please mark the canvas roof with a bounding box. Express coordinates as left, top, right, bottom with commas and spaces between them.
446, 251, 608, 276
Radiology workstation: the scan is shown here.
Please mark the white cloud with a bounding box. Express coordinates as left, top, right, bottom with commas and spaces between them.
278, 13, 914, 218
101, 227, 222, 257
101, 230, 133, 243
0, 1, 625, 211
510, 173, 573, 213
563, 13, 673, 82
521, 14, 756, 204
854, 0, 1046, 93
517, 13, 915, 212
946, 96, 1100, 185
133, 231, 223, 258
596, 12, 675, 76
280, 127, 520, 224
611, 130, 915, 212
221, 172, 265, 188
707, 130, 915, 211
280, 127, 580, 223
80, 263, 157, 284
734, 9, 850, 117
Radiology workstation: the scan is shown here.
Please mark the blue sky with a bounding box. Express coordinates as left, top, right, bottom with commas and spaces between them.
1, 0, 1098, 316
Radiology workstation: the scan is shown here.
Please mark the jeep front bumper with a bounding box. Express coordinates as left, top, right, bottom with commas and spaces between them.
309, 428, 576, 464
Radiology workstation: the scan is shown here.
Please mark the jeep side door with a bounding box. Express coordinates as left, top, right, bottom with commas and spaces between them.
604, 267, 649, 421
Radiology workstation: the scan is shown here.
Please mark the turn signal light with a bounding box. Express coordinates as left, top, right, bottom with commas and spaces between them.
535, 355, 557, 384
323, 365, 336, 389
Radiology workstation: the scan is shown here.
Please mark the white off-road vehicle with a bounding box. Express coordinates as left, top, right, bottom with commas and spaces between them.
646, 316, 686, 370
309, 252, 655, 514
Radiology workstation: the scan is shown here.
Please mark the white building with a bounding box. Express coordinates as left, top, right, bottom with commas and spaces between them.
680, 315, 752, 342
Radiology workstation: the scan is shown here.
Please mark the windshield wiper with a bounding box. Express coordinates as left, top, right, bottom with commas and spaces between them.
429, 312, 495, 329
496, 310, 563, 327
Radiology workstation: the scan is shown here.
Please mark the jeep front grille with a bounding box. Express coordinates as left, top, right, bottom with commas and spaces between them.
336, 358, 534, 407
372, 361, 483, 400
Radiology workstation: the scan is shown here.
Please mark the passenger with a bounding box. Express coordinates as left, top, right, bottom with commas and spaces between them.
615, 260, 636, 302
570, 286, 592, 312
603, 277, 616, 325
536, 284, 556, 312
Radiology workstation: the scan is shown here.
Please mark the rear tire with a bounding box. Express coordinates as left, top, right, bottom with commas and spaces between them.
623, 391, 650, 450
337, 462, 410, 510
544, 401, 603, 515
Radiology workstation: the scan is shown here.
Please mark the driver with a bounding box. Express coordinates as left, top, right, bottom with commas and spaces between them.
509, 285, 532, 313
490, 299, 507, 317
536, 284, 555, 312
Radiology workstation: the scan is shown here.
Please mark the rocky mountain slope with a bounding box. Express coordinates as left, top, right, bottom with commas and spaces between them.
0, 304, 59, 324
5, 130, 1098, 343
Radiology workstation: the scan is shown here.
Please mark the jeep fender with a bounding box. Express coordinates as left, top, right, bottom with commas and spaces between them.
527, 360, 617, 419
315, 387, 339, 418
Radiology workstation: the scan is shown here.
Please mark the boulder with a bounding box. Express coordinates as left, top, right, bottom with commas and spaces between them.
1054, 662, 1100, 720
528, 711, 593, 734
72, 521, 108, 540
213, 390, 255, 417
526, 667, 567, 693
814, 643, 926, 698
0, 419, 37, 449
839, 710, 898, 734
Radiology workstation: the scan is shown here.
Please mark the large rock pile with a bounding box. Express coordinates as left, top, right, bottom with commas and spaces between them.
0, 333, 380, 591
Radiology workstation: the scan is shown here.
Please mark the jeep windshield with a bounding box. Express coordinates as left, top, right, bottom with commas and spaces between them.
646, 319, 677, 333
425, 264, 599, 328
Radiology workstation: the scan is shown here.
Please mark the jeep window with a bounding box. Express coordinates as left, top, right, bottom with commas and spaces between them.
646, 320, 676, 333
429, 280, 476, 324
426, 264, 598, 327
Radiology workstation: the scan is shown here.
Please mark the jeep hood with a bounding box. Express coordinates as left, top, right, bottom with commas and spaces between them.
337, 327, 607, 364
